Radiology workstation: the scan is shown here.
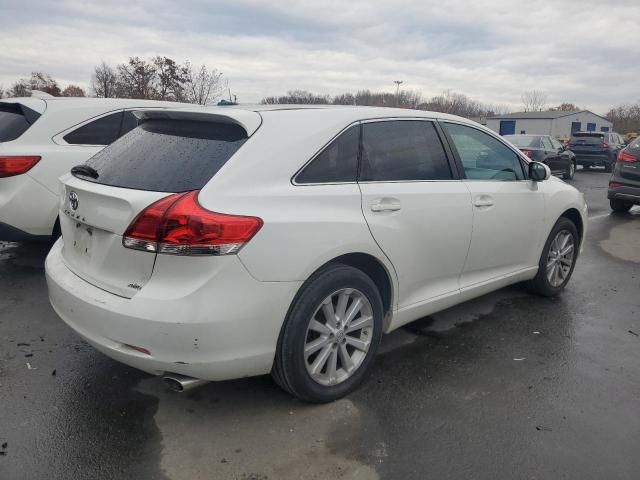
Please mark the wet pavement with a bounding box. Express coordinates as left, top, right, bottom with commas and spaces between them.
1, 169, 639, 480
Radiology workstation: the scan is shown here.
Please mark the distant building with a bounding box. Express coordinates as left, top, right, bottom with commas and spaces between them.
486, 110, 613, 138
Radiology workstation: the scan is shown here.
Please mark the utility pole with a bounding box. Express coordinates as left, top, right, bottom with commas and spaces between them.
394, 80, 403, 107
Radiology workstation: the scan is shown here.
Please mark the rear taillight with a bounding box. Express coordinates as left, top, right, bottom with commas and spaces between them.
602, 142, 609, 148
609, 181, 621, 189
618, 150, 636, 162
521, 149, 533, 158
123, 191, 263, 256
0, 156, 41, 178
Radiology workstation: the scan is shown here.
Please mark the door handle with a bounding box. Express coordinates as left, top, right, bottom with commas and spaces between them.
370, 198, 401, 212
473, 196, 494, 207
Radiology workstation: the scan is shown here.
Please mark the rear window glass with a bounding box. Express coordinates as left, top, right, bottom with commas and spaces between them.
571, 133, 604, 144
504, 135, 540, 148
0, 103, 40, 142
77, 120, 247, 192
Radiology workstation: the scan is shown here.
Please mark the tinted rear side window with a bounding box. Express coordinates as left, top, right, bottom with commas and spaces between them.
295, 125, 359, 183
78, 120, 247, 192
0, 103, 40, 142
360, 120, 452, 181
64, 112, 124, 145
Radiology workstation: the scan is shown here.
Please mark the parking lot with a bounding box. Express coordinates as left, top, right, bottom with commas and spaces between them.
1, 169, 638, 480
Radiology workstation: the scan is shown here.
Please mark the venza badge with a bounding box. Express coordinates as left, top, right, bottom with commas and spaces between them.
69, 191, 79, 211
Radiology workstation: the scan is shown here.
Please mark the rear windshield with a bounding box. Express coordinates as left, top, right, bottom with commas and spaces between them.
0, 103, 41, 142
77, 119, 248, 192
504, 135, 540, 148
571, 133, 605, 145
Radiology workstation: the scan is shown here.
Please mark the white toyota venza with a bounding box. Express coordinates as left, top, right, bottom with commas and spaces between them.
45, 105, 587, 402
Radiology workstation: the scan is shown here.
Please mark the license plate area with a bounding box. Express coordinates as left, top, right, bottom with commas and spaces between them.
71, 221, 95, 259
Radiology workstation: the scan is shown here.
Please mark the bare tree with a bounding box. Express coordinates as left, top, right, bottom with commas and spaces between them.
28, 72, 61, 96
552, 103, 580, 112
606, 103, 640, 134
62, 85, 86, 97
116, 57, 157, 99
8, 79, 30, 97
184, 62, 226, 105
0, 85, 4, 99
262, 89, 330, 105
154, 56, 188, 101
521, 90, 548, 112
91, 61, 118, 98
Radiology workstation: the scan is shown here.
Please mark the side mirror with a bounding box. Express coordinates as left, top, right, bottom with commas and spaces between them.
529, 161, 551, 181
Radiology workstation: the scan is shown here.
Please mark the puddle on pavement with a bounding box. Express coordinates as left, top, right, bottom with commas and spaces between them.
138, 376, 380, 479
599, 219, 640, 263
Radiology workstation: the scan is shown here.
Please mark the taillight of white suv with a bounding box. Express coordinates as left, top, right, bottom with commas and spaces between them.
122, 190, 263, 256
0, 156, 41, 178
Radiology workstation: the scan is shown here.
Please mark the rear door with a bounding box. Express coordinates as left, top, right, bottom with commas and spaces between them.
59, 117, 251, 298
441, 121, 545, 287
358, 119, 472, 309
541, 136, 563, 173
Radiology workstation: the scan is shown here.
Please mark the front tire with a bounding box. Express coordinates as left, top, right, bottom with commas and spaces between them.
610, 198, 632, 213
272, 264, 384, 403
526, 218, 579, 297
563, 160, 576, 180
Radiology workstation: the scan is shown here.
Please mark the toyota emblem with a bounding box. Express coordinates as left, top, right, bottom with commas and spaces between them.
69, 191, 79, 211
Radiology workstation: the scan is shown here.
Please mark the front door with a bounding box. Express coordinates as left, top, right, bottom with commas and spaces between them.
358, 119, 472, 310
441, 122, 546, 288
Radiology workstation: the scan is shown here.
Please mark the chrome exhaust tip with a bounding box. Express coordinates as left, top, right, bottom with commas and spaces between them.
163, 374, 209, 392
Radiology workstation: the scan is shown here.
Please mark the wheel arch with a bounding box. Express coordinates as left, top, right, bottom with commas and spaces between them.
559, 208, 584, 242
290, 252, 396, 332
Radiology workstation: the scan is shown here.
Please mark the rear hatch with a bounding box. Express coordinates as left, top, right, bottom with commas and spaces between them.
59, 111, 258, 298
569, 133, 607, 155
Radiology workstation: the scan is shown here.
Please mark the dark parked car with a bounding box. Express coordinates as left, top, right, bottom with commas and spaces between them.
569, 131, 625, 172
608, 137, 640, 212
504, 134, 576, 179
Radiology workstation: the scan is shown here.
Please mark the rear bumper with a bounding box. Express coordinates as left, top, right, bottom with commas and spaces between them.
608, 184, 640, 204
574, 153, 611, 165
45, 240, 302, 381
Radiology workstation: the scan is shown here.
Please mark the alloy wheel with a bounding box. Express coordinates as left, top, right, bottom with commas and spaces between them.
546, 230, 575, 287
304, 288, 374, 386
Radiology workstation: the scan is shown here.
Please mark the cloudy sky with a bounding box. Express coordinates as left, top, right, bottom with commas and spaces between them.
1, 0, 639, 113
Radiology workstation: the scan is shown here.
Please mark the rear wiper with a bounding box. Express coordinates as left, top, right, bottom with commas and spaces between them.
71, 164, 99, 179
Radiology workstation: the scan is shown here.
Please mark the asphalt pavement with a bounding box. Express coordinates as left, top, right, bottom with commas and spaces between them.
1, 168, 639, 480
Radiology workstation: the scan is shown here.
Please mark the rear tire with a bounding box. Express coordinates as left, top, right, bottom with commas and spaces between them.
526, 217, 579, 297
272, 263, 384, 403
610, 199, 632, 213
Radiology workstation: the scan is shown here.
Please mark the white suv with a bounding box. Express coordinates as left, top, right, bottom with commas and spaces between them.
45, 105, 587, 402
0, 96, 189, 241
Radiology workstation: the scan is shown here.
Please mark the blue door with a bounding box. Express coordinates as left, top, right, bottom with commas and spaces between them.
587, 123, 596, 132
499, 120, 516, 135
600, 126, 610, 132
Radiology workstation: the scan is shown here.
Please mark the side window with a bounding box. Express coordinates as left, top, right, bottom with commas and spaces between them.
360, 120, 452, 181
541, 137, 553, 150
295, 125, 359, 184
550, 137, 563, 150
443, 123, 525, 181
120, 111, 139, 136
63, 111, 124, 145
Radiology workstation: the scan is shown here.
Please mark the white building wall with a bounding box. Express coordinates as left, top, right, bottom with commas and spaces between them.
551, 112, 613, 138
486, 118, 553, 135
